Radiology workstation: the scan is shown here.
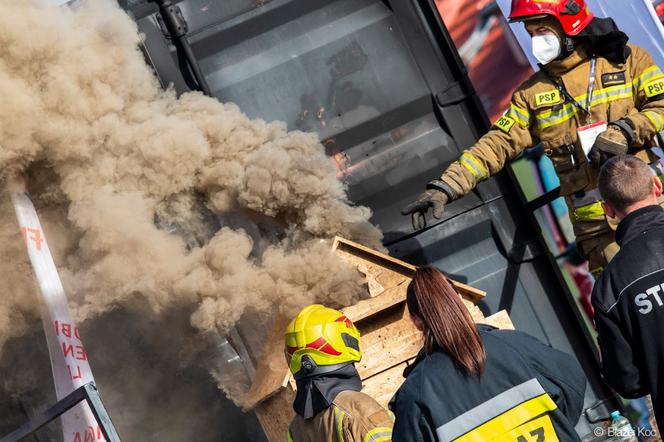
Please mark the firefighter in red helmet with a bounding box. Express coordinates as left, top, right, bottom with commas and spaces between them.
402, 0, 664, 277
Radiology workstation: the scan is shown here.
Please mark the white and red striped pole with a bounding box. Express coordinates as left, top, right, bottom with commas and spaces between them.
10, 177, 105, 442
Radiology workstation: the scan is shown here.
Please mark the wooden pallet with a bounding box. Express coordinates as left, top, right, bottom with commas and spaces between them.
243, 237, 514, 441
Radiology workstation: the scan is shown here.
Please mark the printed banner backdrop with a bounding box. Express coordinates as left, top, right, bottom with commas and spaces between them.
12, 188, 104, 442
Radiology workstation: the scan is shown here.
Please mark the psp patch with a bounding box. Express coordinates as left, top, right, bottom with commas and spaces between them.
495, 115, 516, 133
601, 71, 626, 87
534, 90, 562, 108
644, 77, 664, 98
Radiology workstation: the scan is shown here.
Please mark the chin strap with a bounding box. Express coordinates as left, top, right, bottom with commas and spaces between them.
565, 36, 574, 53
556, 36, 575, 60
552, 35, 575, 61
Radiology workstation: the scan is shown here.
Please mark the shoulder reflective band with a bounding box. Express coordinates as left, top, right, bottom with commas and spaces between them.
535, 90, 562, 107
286, 430, 294, 442
363, 427, 393, 442
494, 415, 559, 442
634, 65, 664, 92
572, 201, 605, 222
644, 77, 664, 98
334, 406, 347, 442
645, 111, 664, 132
458, 152, 489, 181
506, 103, 530, 127
436, 378, 556, 442
495, 115, 516, 133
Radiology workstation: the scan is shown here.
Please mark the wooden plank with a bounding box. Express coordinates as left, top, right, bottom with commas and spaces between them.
356, 315, 422, 380
333, 236, 416, 274
483, 310, 515, 330
453, 280, 487, 303
254, 388, 295, 442
243, 314, 292, 410
342, 283, 408, 323
361, 359, 415, 409
333, 236, 486, 302
333, 238, 411, 298
344, 285, 485, 325
462, 298, 486, 322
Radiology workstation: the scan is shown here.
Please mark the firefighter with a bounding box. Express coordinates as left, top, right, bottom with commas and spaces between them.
284, 304, 393, 442
391, 267, 586, 441
593, 156, 664, 427
401, 0, 664, 277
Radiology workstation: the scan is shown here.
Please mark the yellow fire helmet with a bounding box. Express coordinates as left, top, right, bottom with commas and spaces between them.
284, 304, 362, 379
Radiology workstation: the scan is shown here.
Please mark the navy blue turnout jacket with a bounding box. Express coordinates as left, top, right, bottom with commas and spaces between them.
390, 325, 586, 441
593, 204, 664, 428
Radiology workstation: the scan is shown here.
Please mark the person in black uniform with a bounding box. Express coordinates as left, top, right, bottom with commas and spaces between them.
593, 155, 664, 428
391, 266, 587, 441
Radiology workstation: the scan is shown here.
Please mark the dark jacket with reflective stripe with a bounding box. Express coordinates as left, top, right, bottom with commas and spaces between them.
390, 325, 586, 442
592, 205, 664, 427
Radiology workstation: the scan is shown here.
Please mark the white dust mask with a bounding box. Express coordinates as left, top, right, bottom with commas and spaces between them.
531, 34, 561, 65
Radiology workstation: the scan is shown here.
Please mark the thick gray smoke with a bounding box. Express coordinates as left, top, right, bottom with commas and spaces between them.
0, 0, 381, 438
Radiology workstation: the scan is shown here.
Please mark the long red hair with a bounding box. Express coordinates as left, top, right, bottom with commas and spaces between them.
407, 266, 486, 377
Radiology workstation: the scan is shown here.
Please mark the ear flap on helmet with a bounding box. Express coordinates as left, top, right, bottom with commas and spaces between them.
341, 332, 359, 351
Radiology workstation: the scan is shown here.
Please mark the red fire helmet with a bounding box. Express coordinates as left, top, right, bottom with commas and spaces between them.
509, 0, 594, 36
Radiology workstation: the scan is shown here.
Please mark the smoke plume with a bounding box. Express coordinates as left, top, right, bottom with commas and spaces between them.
0, 0, 381, 438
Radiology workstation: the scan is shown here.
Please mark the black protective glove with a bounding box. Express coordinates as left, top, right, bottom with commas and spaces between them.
400, 189, 449, 231
588, 121, 633, 169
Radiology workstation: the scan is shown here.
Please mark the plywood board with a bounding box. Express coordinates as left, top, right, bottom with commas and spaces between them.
361, 359, 415, 408
342, 283, 408, 323
333, 237, 415, 274
244, 314, 292, 411
452, 280, 487, 303
356, 315, 422, 380
462, 298, 486, 322
333, 237, 412, 298
254, 388, 295, 442
333, 237, 487, 302
483, 310, 515, 330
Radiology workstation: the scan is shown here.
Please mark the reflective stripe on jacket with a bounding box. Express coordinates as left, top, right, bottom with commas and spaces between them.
288, 390, 394, 442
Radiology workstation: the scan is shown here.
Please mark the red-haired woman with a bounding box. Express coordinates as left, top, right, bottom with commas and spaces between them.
391, 266, 587, 441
